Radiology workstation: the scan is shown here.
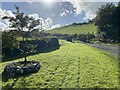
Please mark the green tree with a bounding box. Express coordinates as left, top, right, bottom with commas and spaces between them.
94, 3, 117, 42
113, 1, 120, 42
2, 5, 40, 62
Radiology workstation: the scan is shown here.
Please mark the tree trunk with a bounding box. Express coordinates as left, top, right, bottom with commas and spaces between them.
22, 35, 27, 62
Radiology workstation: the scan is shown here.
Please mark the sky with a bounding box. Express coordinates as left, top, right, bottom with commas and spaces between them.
0, 0, 118, 30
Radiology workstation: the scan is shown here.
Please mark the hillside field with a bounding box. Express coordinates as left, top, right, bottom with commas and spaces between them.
0, 40, 119, 88
46, 24, 98, 35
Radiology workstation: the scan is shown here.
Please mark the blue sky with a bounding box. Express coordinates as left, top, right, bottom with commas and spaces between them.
0, 1, 118, 30
2, 2, 85, 26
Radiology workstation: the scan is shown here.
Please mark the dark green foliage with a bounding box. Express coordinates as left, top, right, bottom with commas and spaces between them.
49, 38, 59, 47
44, 33, 95, 43
19, 38, 59, 53
2, 31, 20, 57
0, 31, 2, 55
66, 36, 72, 42
94, 2, 120, 43
77, 33, 95, 43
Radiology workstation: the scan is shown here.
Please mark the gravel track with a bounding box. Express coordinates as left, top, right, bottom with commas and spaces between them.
81, 42, 119, 56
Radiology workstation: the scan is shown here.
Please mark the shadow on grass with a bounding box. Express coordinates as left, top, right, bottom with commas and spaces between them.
1, 67, 40, 88
2, 74, 33, 88
2, 46, 60, 62
1, 46, 60, 88
2, 78, 18, 88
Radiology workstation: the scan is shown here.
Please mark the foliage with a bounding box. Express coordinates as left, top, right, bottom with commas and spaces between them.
75, 33, 95, 43
2, 31, 18, 49
46, 32, 95, 43
94, 2, 120, 43
2, 31, 19, 57
2, 5, 40, 61
2, 6, 40, 33
0, 31, 2, 55
1, 40, 118, 88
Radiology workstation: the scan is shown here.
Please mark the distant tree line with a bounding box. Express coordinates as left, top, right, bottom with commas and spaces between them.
70, 21, 93, 26
44, 33, 95, 43
94, 2, 120, 43
63, 21, 93, 28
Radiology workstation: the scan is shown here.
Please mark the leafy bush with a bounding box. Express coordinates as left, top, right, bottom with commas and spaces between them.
2, 31, 20, 57
94, 2, 120, 43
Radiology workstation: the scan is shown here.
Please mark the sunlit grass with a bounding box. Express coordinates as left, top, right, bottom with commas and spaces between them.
46, 24, 98, 35
1, 40, 118, 88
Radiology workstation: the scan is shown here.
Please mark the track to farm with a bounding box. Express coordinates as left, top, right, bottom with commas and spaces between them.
1, 40, 119, 88
82, 42, 119, 56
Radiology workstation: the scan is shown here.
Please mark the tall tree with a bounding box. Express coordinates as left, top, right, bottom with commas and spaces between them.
113, 1, 120, 42
2, 5, 40, 62
94, 3, 118, 42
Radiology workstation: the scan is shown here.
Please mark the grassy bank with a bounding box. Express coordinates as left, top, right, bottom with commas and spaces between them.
1, 40, 118, 88
46, 24, 98, 35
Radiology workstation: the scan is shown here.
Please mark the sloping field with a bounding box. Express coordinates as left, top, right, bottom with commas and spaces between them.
0, 40, 118, 88
46, 24, 98, 35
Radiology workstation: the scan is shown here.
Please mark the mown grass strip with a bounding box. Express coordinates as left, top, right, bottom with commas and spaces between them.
0, 40, 118, 88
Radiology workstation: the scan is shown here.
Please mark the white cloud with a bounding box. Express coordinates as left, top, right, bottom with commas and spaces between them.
60, 9, 69, 17
44, 17, 53, 30
0, 22, 7, 30
23, 27, 29, 31
26, 0, 33, 4
0, 8, 59, 31
27, 16, 54, 30
60, 3, 62, 6
0, 8, 15, 30
33, 17, 54, 30
62, 0, 119, 2
5, 10, 15, 18
61, 11, 67, 17
45, 17, 53, 25
29, 13, 39, 20
63, 0, 107, 20
51, 24, 60, 29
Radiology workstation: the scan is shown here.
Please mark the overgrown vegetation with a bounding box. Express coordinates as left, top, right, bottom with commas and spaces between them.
94, 2, 120, 43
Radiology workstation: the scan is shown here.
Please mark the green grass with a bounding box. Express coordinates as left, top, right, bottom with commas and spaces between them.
46, 23, 98, 35
1, 40, 119, 88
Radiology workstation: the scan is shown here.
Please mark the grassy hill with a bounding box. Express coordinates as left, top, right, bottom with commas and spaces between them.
46, 23, 98, 35
1, 40, 118, 88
